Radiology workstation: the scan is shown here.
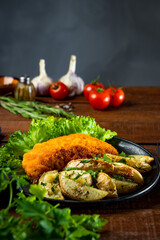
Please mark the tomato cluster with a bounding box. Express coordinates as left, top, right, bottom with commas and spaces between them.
84, 81, 125, 110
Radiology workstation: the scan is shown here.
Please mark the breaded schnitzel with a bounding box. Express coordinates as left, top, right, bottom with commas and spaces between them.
22, 133, 118, 181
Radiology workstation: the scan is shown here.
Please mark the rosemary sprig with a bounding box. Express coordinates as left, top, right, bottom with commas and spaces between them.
0, 96, 73, 119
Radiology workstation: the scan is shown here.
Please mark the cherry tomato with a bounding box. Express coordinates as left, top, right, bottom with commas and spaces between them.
83, 77, 105, 100
49, 81, 69, 100
88, 88, 111, 110
106, 87, 125, 106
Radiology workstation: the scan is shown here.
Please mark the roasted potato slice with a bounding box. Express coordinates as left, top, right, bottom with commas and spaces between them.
39, 170, 59, 183
96, 172, 118, 198
106, 154, 153, 173
59, 171, 108, 201
113, 162, 144, 185
130, 155, 154, 164
112, 178, 138, 194
39, 170, 64, 200
64, 159, 114, 173
65, 159, 144, 185
62, 170, 92, 186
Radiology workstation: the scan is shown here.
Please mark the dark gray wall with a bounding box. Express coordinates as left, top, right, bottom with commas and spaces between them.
0, 0, 160, 86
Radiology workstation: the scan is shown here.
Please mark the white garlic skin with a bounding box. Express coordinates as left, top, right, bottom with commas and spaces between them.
59, 55, 84, 97
32, 59, 52, 96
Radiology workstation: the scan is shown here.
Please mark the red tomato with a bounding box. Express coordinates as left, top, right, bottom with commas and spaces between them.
88, 88, 111, 110
83, 79, 104, 100
106, 87, 125, 106
49, 81, 69, 100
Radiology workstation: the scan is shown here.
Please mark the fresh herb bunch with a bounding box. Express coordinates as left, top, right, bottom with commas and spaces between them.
0, 168, 107, 240
0, 96, 73, 119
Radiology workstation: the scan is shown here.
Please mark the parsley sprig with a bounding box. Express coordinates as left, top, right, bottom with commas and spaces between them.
0, 168, 107, 239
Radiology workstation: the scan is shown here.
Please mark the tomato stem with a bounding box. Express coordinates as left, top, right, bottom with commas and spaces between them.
91, 75, 100, 85
52, 82, 60, 89
96, 88, 104, 93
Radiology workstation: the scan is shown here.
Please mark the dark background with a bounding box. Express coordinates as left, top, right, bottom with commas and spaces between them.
0, 0, 160, 86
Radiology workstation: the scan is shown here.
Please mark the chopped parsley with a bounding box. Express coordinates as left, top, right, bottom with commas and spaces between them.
119, 152, 135, 158
73, 172, 88, 181
112, 175, 125, 180
51, 186, 56, 193
102, 154, 112, 163
84, 182, 90, 187
119, 151, 129, 157
65, 167, 78, 171
73, 173, 82, 180
93, 154, 102, 160
65, 172, 69, 178
87, 170, 99, 186
118, 158, 127, 164
53, 175, 59, 183
80, 159, 92, 163
40, 182, 47, 186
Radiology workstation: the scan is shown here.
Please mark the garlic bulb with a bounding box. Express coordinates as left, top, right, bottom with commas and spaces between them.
59, 55, 84, 97
32, 59, 52, 96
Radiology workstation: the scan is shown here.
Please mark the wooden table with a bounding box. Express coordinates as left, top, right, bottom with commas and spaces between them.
0, 87, 160, 240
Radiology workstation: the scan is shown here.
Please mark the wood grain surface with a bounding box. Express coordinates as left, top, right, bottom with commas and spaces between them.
0, 87, 160, 240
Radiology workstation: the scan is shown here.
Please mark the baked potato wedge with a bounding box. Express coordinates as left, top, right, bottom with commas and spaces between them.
39, 170, 64, 200
64, 159, 114, 173
59, 171, 108, 201
106, 154, 153, 173
112, 178, 138, 194
113, 162, 144, 185
62, 170, 92, 186
65, 159, 144, 185
96, 172, 118, 198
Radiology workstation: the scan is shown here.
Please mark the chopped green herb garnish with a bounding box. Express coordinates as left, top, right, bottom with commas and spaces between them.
119, 152, 135, 158
53, 175, 59, 183
112, 175, 125, 180
73, 174, 82, 180
65, 167, 78, 171
40, 182, 47, 186
84, 182, 90, 187
65, 172, 69, 178
118, 158, 127, 164
51, 186, 56, 193
102, 154, 112, 163
80, 159, 92, 163
73, 172, 88, 181
87, 170, 99, 186
119, 151, 128, 157
93, 154, 102, 160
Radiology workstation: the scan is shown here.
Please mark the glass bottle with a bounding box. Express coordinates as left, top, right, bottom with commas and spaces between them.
14, 76, 36, 101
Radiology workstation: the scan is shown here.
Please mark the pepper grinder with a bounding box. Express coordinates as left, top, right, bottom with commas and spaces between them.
14, 76, 36, 101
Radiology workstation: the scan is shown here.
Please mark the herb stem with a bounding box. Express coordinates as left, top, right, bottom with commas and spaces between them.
0, 97, 73, 119
5, 180, 13, 212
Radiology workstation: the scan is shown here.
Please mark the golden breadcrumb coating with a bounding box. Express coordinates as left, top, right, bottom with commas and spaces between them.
22, 133, 118, 181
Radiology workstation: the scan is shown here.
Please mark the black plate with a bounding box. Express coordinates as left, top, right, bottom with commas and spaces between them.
22, 137, 160, 207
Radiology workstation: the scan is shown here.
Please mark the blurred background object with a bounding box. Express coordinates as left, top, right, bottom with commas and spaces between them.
0, 76, 19, 95
0, 0, 160, 86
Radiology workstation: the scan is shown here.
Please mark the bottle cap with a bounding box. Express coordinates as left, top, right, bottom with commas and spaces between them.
19, 76, 25, 83
25, 76, 31, 84
20, 75, 31, 84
